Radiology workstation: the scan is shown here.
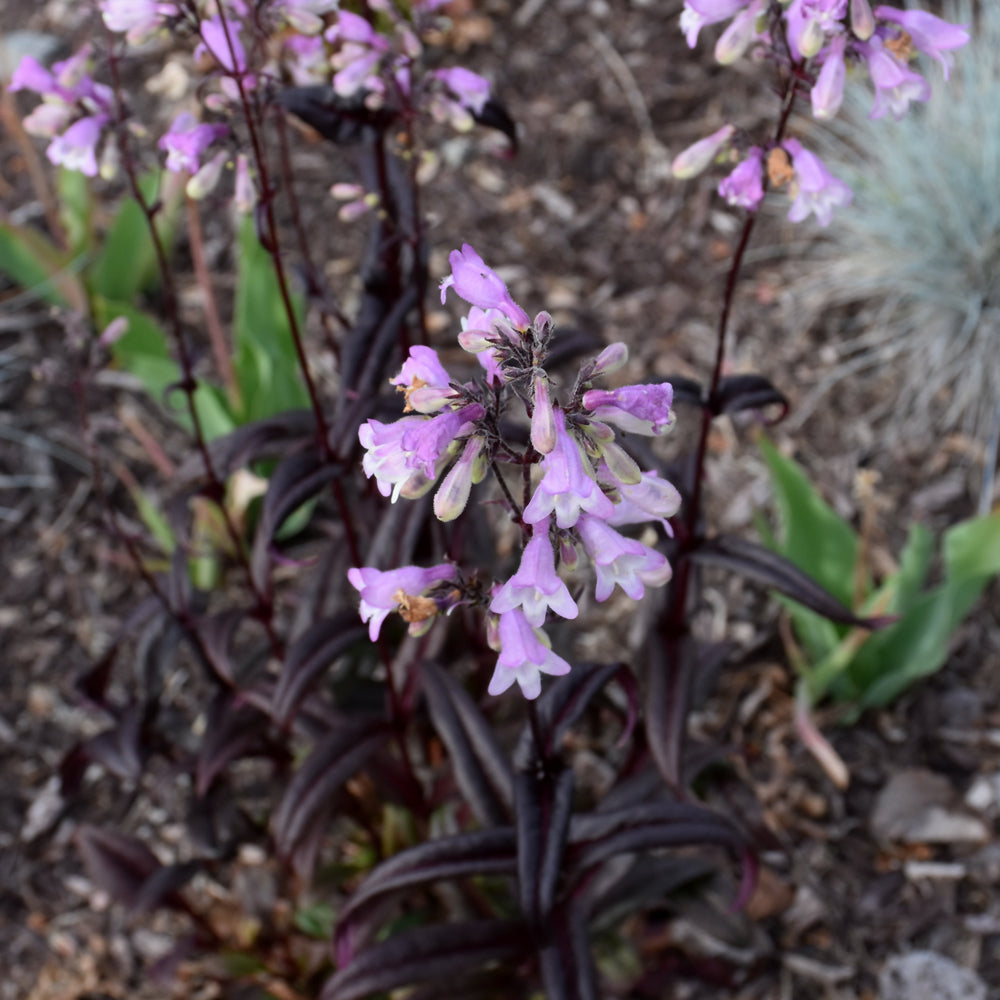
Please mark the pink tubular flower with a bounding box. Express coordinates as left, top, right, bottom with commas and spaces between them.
604, 470, 682, 532
523, 410, 615, 529
785, 0, 847, 60
811, 35, 847, 120
680, 0, 749, 48
46, 114, 107, 176
400, 404, 484, 479
489, 609, 571, 699
874, 6, 969, 80
347, 563, 454, 640
671, 123, 735, 179
864, 43, 931, 119
490, 518, 578, 627
359, 416, 435, 501
439, 245, 531, 330
782, 139, 852, 227
582, 382, 675, 436
714, 0, 764, 64
198, 17, 249, 76
99, 0, 177, 42
436, 68, 491, 114
718, 148, 765, 210
159, 112, 228, 174
326, 11, 391, 100
576, 516, 672, 602
390, 345, 457, 413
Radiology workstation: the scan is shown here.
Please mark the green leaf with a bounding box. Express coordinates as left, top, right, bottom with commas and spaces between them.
890, 522, 933, 614
232, 215, 309, 423
758, 436, 859, 607
88, 171, 180, 301
294, 902, 336, 939
943, 512, 1000, 584
57, 167, 93, 256
0, 220, 87, 309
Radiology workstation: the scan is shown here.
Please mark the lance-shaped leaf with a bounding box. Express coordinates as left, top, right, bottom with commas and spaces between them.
277, 85, 397, 144
75, 826, 182, 912
538, 902, 600, 1000
252, 448, 343, 587
320, 919, 531, 1000
515, 767, 575, 924
689, 535, 883, 627
472, 98, 518, 151
710, 374, 789, 422
644, 634, 694, 789
272, 719, 388, 859
422, 663, 513, 825
567, 802, 744, 885
84, 702, 145, 782
335, 828, 517, 962
272, 613, 368, 725
195, 608, 247, 686
196, 692, 272, 797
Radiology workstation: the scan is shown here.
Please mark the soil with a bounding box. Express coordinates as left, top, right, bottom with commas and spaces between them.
1, 0, 999, 998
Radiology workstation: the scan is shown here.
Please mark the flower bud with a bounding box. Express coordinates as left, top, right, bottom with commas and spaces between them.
530, 376, 557, 454
850, 0, 875, 40
186, 150, 228, 199
671, 124, 735, 179
434, 437, 484, 521
600, 439, 643, 486
591, 342, 629, 378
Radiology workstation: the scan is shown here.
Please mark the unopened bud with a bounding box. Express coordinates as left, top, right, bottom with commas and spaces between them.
186, 150, 228, 199
591, 342, 628, 378
671, 124, 735, 179
850, 0, 875, 40
530, 377, 557, 454
434, 437, 484, 521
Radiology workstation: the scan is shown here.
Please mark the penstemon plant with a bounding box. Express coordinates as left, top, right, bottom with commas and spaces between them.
3, 0, 981, 997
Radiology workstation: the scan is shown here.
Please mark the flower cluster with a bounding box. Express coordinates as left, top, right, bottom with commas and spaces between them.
9, 46, 115, 178
672, 2, 969, 226
349, 247, 681, 699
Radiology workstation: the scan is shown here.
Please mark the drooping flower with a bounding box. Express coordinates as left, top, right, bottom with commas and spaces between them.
714, 0, 764, 64
603, 469, 682, 532
46, 114, 108, 176
785, 0, 847, 60
576, 516, 673, 602
430, 67, 492, 130
874, 6, 970, 80
440, 244, 531, 330
680, 0, 750, 49
782, 138, 853, 227
359, 416, 438, 501
159, 112, 228, 174
811, 34, 848, 120
399, 404, 484, 479
490, 518, 578, 627
99, 0, 177, 43
862, 39, 931, 120
347, 563, 454, 640
488, 608, 571, 699
581, 382, 675, 436
718, 148, 765, 210
523, 409, 615, 529
390, 345, 457, 413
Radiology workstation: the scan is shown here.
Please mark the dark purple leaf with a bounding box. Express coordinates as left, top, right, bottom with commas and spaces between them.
251, 448, 343, 587
538, 903, 599, 1000
354, 284, 420, 403
272, 719, 387, 859
518, 661, 629, 765
689, 535, 879, 627
422, 663, 513, 826
335, 828, 517, 962
272, 613, 368, 725
195, 609, 247, 686
129, 860, 201, 917
84, 702, 145, 782
320, 920, 531, 1000
196, 692, 271, 797
644, 634, 694, 789
515, 767, 574, 923
277, 85, 397, 144
472, 98, 518, 151
567, 803, 743, 882
710, 374, 788, 423
75, 826, 163, 910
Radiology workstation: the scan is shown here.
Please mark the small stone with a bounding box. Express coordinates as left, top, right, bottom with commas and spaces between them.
879, 951, 986, 1000
871, 768, 989, 845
